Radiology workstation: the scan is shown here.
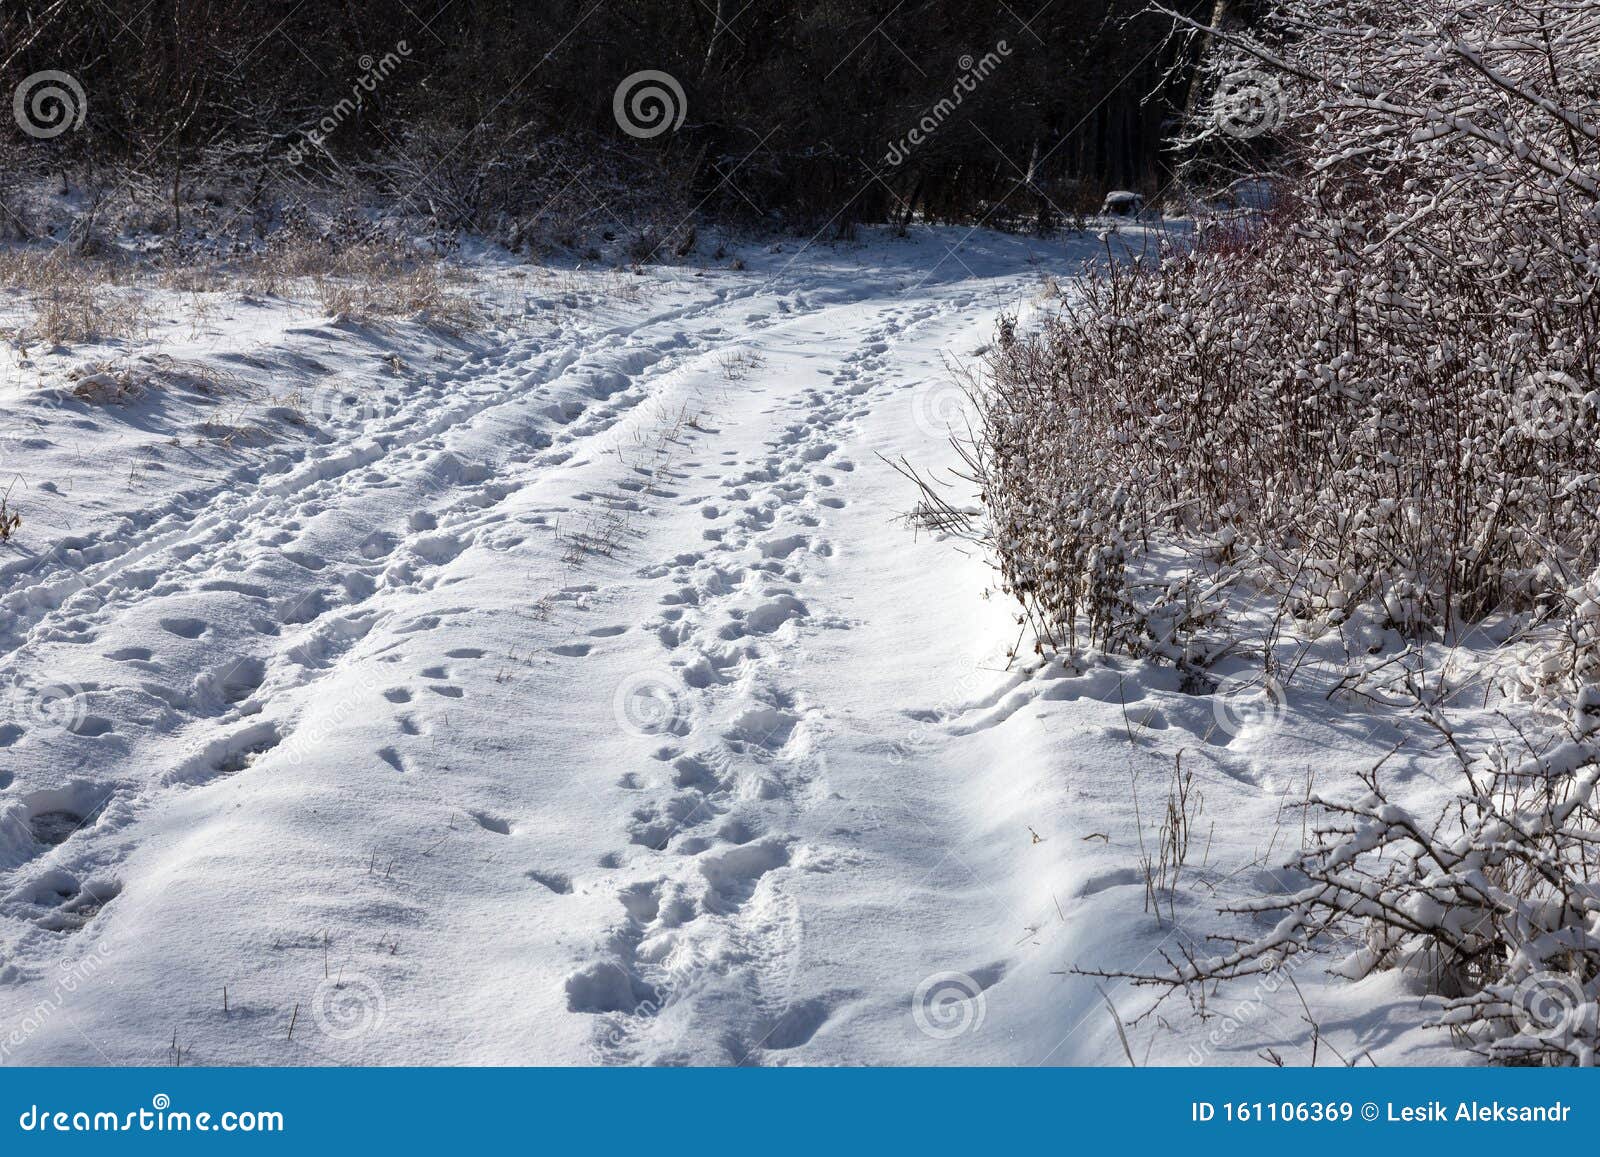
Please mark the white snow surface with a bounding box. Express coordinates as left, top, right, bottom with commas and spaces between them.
0, 227, 1462, 1066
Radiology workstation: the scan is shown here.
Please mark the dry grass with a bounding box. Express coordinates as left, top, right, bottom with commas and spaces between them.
239, 236, 481, 330
62, 355, 239, 405
0, 235, 482, 357
718, 348, 764, 381
0, 480, 20, 542
0, 248, 144, 346
157, 262, 231, 294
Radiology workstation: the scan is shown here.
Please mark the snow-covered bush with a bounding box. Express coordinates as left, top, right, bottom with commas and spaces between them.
1117, 685, 1600, 1065
984, 0, 1600, 648
967, 0, 1600, 1061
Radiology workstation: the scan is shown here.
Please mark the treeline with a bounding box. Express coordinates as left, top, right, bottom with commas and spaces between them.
1, 0, 1223, 234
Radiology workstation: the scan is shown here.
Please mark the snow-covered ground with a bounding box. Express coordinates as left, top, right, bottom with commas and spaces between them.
0, 226, 1463, 1066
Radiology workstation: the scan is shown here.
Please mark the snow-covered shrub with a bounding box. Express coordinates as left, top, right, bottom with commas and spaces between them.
980, 0, 1600, 651
233, 231, 479, 329
1114, 685, 1600, 1065
969, 0, 1600, 1062
369, 124, 693, 257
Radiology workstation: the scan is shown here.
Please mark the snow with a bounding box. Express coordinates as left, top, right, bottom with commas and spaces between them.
0, 225, 1474, 1066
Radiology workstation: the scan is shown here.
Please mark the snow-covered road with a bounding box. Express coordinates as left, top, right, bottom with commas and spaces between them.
0, 229, 1448, 1066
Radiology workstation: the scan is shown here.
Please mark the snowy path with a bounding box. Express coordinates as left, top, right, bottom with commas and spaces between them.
0, 230, 1448, 1066
0, 235, 1052, 1064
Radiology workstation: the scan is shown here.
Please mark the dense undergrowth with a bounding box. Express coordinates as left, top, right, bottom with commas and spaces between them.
953, 0, 1600, 1064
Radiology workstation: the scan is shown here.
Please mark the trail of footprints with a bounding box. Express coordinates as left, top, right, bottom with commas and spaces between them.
562, 297, 967, 1062
0, 284, 794, 962
0, 273, 992, 1058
